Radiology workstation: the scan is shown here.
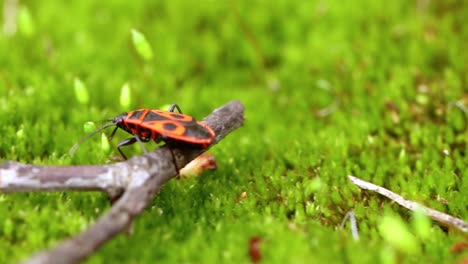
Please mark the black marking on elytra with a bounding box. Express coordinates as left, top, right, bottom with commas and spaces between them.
163, 122, 178, 131
163, 137, 208, 149
129, 110, 144, 119
144, 111, 169, 121
182, 122, 212, 139
170, 113, 185, 119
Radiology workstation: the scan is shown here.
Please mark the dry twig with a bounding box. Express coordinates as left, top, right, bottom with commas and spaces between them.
348, 175, 468, 233
340, 210, 360, 241
1, 100, 244, 264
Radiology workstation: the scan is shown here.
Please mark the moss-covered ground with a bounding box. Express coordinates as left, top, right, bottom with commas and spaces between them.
1, 0, 467, 263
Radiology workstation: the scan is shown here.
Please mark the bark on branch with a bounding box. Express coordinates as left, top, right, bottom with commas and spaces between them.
1, 100, 244, 264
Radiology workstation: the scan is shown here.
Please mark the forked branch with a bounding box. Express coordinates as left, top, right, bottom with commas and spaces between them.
0, 100, 244, 264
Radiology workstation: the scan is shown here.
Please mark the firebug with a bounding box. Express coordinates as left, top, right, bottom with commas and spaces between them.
70, 104, 215, 160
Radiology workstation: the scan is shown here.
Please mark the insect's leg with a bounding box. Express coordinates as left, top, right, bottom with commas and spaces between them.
167, 104, 183, 114
169, 148, 179, 174
108, 126, 119, 141
116, 135, 150, 159
116, 137, 137, 160
134, 135, 149, 154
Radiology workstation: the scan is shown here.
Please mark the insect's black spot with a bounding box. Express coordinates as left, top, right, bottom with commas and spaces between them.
163, 122, 177, 131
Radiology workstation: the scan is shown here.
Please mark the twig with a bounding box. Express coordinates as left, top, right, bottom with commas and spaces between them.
348, 175, 468, 233
340, 210, 360, 241
1, 101, 245, 264
0, 162, 127, 198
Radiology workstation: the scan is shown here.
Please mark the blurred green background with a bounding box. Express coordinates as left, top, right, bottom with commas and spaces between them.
0, 0, 467, 263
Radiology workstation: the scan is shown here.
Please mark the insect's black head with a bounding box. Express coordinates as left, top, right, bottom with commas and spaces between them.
109, 112, 128, 126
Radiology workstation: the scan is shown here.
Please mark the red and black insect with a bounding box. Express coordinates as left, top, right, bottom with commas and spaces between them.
70, 104, 215, 160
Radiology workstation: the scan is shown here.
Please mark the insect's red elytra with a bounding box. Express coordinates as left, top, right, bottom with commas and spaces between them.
70, 104, 215, 160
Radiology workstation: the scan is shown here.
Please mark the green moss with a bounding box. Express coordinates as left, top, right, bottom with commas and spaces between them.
1, 0, 467, 263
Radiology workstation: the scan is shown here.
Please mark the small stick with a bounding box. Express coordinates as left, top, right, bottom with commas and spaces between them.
348, 175, 468, 233
0, 162, 127, 198
341, 210, 360, 241
2, 101, 245, 264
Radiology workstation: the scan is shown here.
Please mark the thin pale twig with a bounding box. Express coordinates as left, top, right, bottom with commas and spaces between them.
341, 210, 360, 241
348, 175, 468, 233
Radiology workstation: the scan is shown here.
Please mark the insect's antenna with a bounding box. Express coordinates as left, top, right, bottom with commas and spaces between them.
69, 123, 116, 156
94, 118, 114, 124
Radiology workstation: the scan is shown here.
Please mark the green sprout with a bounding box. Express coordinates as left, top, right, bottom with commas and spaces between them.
16, 125, 24, 139
18, 6, 35, 37
131, 29, 154, 61
120, 82, 131, 109
412, 208, 431, 240
379, 214, 420, 255
74, 78, 89, 104
101, 133, 110, 153
83, 122, 96, 133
